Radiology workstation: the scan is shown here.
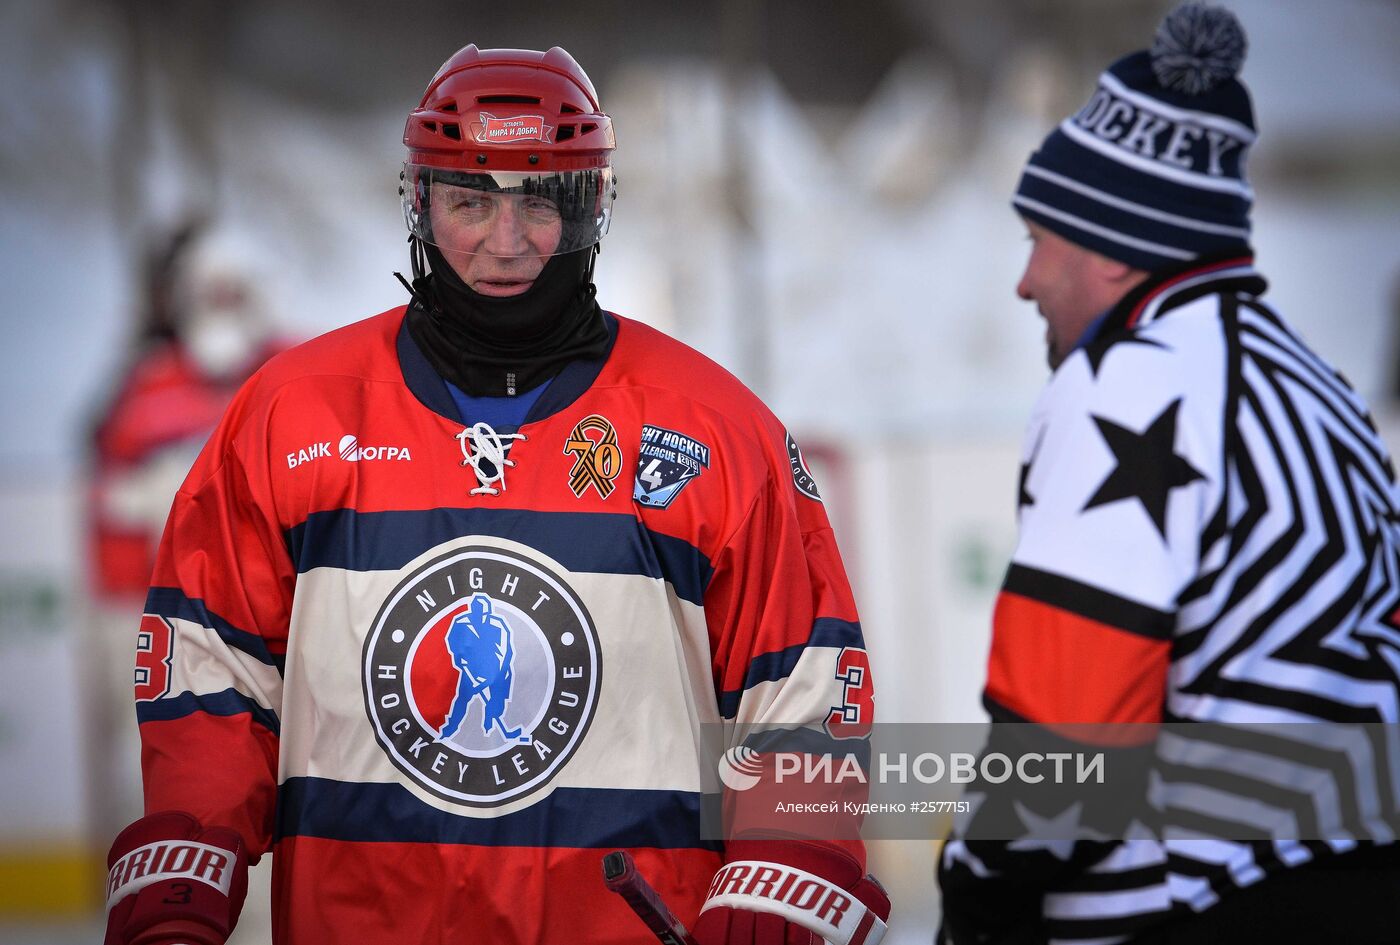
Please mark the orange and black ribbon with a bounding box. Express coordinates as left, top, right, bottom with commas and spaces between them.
564, 415, 623, 498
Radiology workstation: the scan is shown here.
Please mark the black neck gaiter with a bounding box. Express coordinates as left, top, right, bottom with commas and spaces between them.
406, 243, 610, 397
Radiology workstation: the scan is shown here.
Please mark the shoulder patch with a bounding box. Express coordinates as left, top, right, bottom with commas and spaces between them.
634, 424, 711, 509
787, 432, 822, 502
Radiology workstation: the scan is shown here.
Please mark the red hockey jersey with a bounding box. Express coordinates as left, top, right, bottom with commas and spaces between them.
90, 341, 274, 599
135, 308, 873, 944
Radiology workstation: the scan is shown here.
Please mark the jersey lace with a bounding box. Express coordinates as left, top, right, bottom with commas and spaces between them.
456, 422, 526, 496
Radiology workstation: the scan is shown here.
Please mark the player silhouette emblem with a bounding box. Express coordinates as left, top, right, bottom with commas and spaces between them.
439, 594, 521, 741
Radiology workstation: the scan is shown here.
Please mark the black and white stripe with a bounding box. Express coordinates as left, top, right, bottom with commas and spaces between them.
1041, 284, 1400, 943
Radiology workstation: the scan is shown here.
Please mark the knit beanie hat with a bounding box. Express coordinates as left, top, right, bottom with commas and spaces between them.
1013, 3, 1256, 271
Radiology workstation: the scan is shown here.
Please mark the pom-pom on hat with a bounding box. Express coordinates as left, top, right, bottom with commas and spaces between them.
1013, 3, 1256, 271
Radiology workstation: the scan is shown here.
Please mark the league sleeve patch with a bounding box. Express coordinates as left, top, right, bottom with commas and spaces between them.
634, 424, 711, 509
787, 432, 822, 502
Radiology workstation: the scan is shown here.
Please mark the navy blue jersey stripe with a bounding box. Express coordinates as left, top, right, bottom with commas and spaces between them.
718, 617, 865, 718
740, 726, 873, 770
274, 776, 721, 850
136, 687, 281, 735
285, 508, 713, 607
144, 586, 283, 672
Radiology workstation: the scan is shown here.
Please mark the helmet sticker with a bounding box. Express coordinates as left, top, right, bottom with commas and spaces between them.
475, 113, 554, 145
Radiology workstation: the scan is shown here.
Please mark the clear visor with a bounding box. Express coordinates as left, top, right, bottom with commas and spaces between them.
403, 164, 614, 258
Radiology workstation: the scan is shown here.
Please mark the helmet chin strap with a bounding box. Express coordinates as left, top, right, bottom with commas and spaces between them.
411, 233, 429, 283
584, 242, 599, 284
393, 234, 434, 312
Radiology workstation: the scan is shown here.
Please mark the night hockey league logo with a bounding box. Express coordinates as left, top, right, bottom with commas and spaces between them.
787, 432, 822, 502
634, 424, 711, 509
363, 545, 601, 808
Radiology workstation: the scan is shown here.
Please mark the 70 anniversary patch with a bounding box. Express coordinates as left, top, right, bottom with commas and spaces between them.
362, 545, 601, 809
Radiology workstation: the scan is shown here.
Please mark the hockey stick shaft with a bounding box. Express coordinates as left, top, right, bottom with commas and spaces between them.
602, 850, 701, 945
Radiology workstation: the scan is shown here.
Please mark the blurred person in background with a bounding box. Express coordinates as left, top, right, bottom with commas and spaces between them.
84, 218, 287, 843
938, 5, 1400, 944
88, 220, 285, 605
101, 44, 888, 945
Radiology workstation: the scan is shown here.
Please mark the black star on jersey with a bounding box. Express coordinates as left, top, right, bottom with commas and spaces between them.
1019, 429, 1045, 510
1083, 398, 1204, 539
1018, 461, 1035, 510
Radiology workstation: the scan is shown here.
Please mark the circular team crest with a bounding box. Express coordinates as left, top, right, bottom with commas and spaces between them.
362, 545, 602, 808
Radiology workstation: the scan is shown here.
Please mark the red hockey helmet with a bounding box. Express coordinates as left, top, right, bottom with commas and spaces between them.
402, 45, 616, 258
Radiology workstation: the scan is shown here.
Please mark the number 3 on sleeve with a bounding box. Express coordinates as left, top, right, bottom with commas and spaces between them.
135, 614, 175, 702
825, 647, 873, 739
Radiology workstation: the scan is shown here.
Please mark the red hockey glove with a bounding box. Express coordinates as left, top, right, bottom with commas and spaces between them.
692, 840, 890, 945
105, 811, 249, 945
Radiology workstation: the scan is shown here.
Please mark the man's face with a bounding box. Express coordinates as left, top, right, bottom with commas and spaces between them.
1016, 220, 1141, 369
428, 184, 564, 297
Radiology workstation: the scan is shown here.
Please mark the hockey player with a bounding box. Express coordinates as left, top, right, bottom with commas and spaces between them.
103, 45, 889, 945
938, 5, 1400, 943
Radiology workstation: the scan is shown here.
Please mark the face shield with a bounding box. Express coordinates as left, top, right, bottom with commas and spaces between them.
403, 164, 615, 259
